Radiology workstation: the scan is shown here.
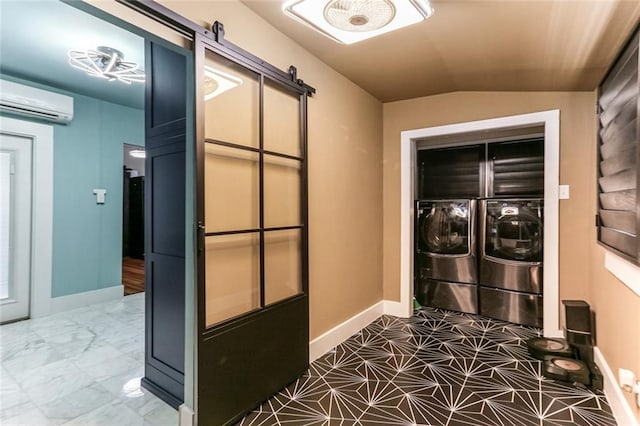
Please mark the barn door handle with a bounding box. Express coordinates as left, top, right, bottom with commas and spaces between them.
197, 222, 205, 255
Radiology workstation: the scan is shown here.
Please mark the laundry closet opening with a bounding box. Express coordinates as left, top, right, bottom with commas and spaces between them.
399, 111, 561, 337
414, 124, 545, 327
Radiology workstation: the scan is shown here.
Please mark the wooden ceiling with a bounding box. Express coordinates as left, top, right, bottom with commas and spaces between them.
241, 0, 640, 102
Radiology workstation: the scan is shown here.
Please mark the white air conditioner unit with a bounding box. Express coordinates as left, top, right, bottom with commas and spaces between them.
0, 79, 74, 124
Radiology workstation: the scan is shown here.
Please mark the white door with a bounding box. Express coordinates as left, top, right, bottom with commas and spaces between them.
0, 132, 32, 323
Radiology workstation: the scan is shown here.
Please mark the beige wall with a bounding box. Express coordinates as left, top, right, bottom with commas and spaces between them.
102, 0, 384, 339
383, 91, 640, 421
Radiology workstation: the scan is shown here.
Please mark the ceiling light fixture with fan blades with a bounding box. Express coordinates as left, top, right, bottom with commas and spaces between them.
68, 46, 145, 84
283, 0, 433, 44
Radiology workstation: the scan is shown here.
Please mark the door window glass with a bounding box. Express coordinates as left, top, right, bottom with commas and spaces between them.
205, 233, 260, 326
264, 82, 300, 157
204, 144, 259, 233
265, 229, 301, 305
203, 51, 305, 328
485, 201, 543, 261
419, 201, 470, 255
0, 152, 10, 299
264, 155, 300, 228
204, 53, 259, 148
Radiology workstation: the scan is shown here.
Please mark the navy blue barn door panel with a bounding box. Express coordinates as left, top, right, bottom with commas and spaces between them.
142, 40, 187, 408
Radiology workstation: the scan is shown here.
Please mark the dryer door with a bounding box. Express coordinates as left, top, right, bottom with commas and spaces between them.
418, 200, 471, 255
416, 200, 477, 284
480, 199, 543, 293
485, 200, 543, 262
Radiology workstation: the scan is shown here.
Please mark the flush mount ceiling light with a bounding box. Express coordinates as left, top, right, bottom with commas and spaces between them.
204, 66, 243, 101
283, 0, 433, 44
68, 46, 145, 84
129, 149, 146, 158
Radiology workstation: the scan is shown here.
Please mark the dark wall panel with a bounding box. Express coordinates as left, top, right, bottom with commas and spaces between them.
151, 150, 186, 257
149, 43, 187, 132
143, 40, 187, 408
151, 256, 185, 373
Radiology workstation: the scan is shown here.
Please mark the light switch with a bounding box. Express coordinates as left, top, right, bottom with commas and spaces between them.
93, 189, 107, 204
559, 185, 570, 200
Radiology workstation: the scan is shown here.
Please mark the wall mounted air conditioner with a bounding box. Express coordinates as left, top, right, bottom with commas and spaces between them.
0, 79, 74, 124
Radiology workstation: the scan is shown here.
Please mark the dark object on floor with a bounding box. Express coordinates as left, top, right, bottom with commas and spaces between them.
563, 299, 594, 346
526, 337, 574, 359
527, 300, 604, 391
589, 361, 605, 391
543, 356, 591, 385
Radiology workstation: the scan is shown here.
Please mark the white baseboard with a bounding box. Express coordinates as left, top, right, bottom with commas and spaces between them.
309, 299, 419, 362
309, 301, 385, 362
383, 300, 411, 318
47, 285, 123, 316
594, 347, 639, 426
178, 404, 195, 426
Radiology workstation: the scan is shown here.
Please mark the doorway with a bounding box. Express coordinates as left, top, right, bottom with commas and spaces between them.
0, 131, 32, 323
123, 144, 146, 296
398, 110, 562, 337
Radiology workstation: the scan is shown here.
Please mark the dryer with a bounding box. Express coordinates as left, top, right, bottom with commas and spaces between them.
479, 198, 543, 327
415, 199, 478, 314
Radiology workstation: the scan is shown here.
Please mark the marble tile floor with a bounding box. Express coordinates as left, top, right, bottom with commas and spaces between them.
0, 293, 177, 425
239, 308, 617, 426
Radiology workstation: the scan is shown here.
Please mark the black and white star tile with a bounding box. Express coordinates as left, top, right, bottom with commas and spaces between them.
237, 308, 616, 426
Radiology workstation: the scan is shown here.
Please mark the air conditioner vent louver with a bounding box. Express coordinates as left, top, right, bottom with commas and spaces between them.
0, 79, 74, 124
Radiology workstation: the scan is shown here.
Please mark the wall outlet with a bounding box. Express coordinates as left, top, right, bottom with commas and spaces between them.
619, 368, 636, 392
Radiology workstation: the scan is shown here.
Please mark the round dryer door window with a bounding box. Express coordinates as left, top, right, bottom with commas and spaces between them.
420, 201, 470, 255
493, 204, 543, 261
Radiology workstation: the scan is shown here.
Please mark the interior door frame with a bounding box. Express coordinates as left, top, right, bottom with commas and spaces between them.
0, 116, 53, 321
399, 110, 561, 337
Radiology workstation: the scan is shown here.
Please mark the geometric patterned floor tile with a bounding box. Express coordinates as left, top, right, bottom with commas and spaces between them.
237, 307, 617, 426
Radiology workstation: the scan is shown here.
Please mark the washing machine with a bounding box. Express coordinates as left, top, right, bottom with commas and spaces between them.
415, 199, 478, 314
479, 198, 543, 327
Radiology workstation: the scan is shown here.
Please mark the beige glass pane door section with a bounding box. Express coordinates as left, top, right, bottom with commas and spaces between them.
264, 82, 301, 157
204, 54, 259, 149
263, 81, 303, 306
264, 156, 302, 305
203, 49, 304, 328
204, 51, 260, 327
0, 132, 32, 323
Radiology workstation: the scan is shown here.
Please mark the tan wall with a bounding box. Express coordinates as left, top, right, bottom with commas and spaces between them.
383, 91, 640, 421
93, 0, 384, 339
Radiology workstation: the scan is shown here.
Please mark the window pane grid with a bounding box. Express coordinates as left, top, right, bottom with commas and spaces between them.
206, 225, 304, 238
204, 51, 305, 328
205, 139, 303, 162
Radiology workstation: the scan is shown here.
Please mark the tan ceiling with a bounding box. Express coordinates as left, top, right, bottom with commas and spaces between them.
241, 0, 640, 102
